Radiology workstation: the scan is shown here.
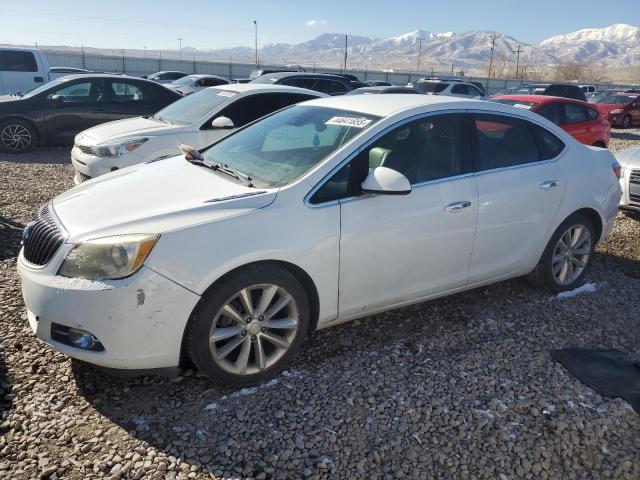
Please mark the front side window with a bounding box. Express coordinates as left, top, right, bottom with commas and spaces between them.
473, 113, 540, 170
214, 93, 304, 128
110, 82, 144, 101
451, 84, 469, 95
200, 77, 227, 87
48, 81, 101, 102
0, 51, 37, 72
155, 88, 236, 125
310, 113, 471, 204
203, 105, 379, 187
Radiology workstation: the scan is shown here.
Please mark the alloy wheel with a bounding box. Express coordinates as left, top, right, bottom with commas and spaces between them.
1, 124, 32, 151
208, 283, 299, 375
551, 225, 592, 286
622, 116, 631, 129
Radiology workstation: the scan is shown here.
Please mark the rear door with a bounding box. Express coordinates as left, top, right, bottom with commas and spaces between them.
0, 50, 43, 95
106, 80, 163, 120
40, 78, 108, 142
469, 113, 566, 283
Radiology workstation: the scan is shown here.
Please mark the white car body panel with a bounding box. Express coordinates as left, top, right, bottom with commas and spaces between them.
18, 95, 622, 370
71, 84, 326, 181
0, 47, 50, 95
616, 147, 640, 211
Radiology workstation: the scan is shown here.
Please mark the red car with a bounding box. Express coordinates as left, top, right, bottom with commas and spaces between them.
491, 94, 610, 147
595, 93, 640, 129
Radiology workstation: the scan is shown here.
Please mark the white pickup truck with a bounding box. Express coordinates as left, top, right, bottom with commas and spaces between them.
0, 47, 51, 96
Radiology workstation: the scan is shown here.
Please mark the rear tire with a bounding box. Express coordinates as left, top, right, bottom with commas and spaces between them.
0, 119, 36, 153
185, 264, 310, 386
527, 213, 595, 292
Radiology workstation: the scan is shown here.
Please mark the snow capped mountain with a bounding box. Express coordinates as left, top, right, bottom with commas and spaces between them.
229, 24, 638, 71
539, 24, 640, 66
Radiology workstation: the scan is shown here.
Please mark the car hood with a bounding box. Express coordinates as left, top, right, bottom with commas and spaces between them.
596, 103, 627, 114
77, 117, 186, 144
616, 147, 640, 169
52, 156, 276, 242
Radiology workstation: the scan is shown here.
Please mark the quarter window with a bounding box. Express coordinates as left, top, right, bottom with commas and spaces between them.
473, 114, 540, 170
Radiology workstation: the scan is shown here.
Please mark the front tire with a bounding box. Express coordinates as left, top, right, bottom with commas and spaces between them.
0, 119, 36, 153
185, 264, 310, 386
622, 115, 631, 129
527, 213, 595, 292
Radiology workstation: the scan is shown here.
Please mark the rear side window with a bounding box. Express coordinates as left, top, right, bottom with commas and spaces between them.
199, 77, 228, 87
472, 114, 540, 170
451, 84, 469, 95
585, 108, 599, 120
281, 78, 318, 90
563, 103, 587, 124
536, 103, 562, 125
110, 82, 145, 101
527, 123, 565, 160
0, 50, 37, 72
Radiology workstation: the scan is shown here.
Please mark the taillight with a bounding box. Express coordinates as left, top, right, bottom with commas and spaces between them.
612, 162, 622, 179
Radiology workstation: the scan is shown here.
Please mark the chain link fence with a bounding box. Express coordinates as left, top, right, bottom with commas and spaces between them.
43, 49, 636, 96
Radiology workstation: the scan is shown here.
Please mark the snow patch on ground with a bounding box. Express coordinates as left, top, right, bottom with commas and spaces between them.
555, 283, 598, 300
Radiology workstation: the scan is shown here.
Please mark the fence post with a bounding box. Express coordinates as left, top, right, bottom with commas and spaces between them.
159, 51, 162, 71
122, 50, 126, 74
229, 56, 232, 79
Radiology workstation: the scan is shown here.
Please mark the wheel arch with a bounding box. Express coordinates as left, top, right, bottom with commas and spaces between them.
178, 259, 320, 367
569, 207, 603, 242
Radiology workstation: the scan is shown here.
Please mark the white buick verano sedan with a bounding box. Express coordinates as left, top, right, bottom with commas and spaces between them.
18, 95, 622, 385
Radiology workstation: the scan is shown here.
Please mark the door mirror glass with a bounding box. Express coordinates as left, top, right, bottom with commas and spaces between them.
361, 167, 411, 195
49, 94, 63, 105
211, 116, 235, 129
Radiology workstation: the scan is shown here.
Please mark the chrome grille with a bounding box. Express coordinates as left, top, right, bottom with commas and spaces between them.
630, 169, 640, 185
22, 204, 65, 266
630, 193, 640, 205
76, 144, 93, 155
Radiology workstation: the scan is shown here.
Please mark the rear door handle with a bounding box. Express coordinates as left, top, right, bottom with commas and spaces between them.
540, 180, 559, 189
444, 201, 472, 212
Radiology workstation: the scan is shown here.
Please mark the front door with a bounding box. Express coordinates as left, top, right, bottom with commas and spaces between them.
41, 79, 108, 143
334, 113, 478, 317
468, 113, 566, 283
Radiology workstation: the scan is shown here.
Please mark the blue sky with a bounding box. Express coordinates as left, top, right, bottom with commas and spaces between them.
1, 0, 638, 50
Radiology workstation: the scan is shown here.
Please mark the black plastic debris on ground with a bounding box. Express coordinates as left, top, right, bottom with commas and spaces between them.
551, 349, 640, 413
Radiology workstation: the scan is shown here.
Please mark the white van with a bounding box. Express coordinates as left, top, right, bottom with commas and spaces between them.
0, 48, 51, 96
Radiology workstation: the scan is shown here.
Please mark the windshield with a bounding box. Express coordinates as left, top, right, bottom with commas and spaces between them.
249, 70, 263, 80
153, 88, 237, 125
203, 105, 379, 187
597, 95, 634, 105
171, 76, 195, 86
491, 99, 538, 110
20, 77, 68, 98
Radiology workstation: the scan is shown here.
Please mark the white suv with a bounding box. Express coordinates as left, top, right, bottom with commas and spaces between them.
413, 79, 485, 99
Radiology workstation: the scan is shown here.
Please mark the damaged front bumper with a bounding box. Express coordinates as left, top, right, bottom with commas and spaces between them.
17, 247, 200, 370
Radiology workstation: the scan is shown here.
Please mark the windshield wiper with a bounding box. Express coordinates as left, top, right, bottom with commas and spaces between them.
209, 162, 255, 187
183, 157, 254, 187
153, 115, 171, 124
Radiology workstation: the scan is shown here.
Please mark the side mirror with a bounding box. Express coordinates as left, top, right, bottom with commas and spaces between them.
361, 167, 411, 195
49, 94, 63, 105
211, 116, 235, 129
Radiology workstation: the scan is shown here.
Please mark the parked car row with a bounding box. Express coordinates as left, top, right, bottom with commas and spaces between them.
17, 93, 623, 386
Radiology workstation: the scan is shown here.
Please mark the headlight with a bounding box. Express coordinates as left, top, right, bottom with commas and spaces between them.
58, 234, 159, 280
91, 138, 148, 157
610, 109, 623, 115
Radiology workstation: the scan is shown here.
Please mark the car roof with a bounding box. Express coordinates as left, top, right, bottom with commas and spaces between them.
207, 83, 327, 96
185, 74, 228, 79
350, 86, 413, 93
58, 74, 155, 81
301, 94, 473, 117
491, 94, 592, 106
261, 72, 348, 81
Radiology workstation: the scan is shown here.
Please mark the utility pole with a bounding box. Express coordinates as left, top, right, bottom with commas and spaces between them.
253, 20, 258, 67
81, 44, 86, 69
178, 38, 183, 59
416, 38, 423, 72
143, 46, 147, 58
343, 34, 348, 73
485, 34, 496, 92
514, 44, 523, 79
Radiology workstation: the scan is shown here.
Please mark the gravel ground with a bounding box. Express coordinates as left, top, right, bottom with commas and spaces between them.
1, 129, 640, 480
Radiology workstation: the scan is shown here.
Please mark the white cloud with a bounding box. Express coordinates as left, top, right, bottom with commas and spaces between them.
305, 19, 327, 27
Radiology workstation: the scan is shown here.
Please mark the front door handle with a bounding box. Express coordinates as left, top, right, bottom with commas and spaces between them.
540, 180, 559, 189
444, 201, 472, 212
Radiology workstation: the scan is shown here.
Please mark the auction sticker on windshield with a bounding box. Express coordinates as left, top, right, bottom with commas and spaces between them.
325, 116, 372, 128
